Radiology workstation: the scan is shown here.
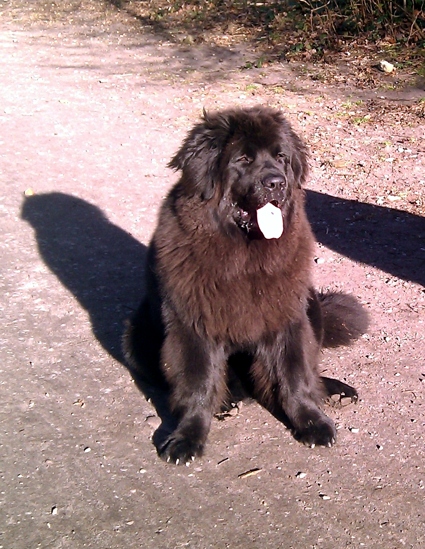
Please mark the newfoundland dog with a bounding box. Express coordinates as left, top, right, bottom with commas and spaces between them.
124, 106, 369, 465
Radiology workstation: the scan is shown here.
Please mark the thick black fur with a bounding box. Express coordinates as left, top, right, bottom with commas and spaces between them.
123, 106, 369, 464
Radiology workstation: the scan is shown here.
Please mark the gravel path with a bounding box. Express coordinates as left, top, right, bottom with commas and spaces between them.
1, 2, 424, 548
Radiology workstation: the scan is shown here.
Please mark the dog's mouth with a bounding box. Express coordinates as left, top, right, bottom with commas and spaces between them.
235, 200, 284, 240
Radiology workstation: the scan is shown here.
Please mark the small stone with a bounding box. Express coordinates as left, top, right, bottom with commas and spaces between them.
330, 158, 349, 168
295, 471, 307, 479
349, 427, 360, 433
319, 493, 331, 500
51, 506, 58, 515
227, 403, 241, 416
378, 60, 395, 73
145, 415, 161, 429
340, 396, 354, 407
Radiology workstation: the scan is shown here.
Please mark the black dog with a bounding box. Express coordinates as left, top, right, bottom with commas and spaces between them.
124, 106, 369, 464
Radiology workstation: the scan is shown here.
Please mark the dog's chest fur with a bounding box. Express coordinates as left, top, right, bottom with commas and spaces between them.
154, 195, 314, 345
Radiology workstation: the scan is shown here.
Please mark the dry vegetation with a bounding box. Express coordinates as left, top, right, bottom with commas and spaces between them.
115, 0, 425, 53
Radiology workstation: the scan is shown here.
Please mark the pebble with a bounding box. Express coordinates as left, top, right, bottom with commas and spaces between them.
145, 415, 161, 429
378, 60, 395, 73
340, 396, 355, 407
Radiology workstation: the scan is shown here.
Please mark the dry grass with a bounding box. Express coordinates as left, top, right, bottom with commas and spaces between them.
119, 0, 424, 46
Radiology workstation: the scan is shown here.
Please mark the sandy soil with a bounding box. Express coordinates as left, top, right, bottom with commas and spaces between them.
1, 1, 424, 548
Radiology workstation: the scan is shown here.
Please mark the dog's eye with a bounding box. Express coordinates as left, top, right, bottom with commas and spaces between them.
276, 152, 289, 163
236, 155, 253, 164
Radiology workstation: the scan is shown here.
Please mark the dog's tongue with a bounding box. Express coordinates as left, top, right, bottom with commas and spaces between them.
256, 203, 283, 239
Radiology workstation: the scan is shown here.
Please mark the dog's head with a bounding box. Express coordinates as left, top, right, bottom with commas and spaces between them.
169, 106, 309, 239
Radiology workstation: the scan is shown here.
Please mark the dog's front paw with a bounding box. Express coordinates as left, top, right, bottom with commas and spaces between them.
294, 413, 337, 448
158, 433, 204, 465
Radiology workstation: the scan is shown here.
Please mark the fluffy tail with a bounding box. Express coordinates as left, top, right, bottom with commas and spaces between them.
318, 292, 369, 348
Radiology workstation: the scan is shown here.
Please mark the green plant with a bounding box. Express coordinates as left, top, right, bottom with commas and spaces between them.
351, 114, 371, 124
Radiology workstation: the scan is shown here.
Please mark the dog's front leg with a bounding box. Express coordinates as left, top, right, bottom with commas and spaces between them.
158, 322, 227, 464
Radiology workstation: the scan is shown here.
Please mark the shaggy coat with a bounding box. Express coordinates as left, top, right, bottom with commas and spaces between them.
124, 106, 369, 464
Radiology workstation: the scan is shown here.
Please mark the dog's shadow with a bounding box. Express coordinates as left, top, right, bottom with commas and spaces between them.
21, 192, 176, 445
21, 192, 148, 363
305, 190, 425, 287
22, 191, 425, 453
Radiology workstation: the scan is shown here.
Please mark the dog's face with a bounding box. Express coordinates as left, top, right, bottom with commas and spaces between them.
169, 107, 309, 240
223, 134, 298, 239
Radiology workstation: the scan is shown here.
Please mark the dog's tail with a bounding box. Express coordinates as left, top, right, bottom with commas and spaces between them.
318, 292, 369, 348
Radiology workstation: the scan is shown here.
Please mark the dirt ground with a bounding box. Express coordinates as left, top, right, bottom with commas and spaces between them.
1, 1, 424, 548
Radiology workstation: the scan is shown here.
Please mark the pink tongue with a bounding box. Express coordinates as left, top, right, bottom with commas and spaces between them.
256, 203, 283, 239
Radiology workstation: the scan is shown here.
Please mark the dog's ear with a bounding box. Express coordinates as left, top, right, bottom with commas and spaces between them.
275, 112, 309, 188
289, 133, 309, 188
168, 110, 229, 200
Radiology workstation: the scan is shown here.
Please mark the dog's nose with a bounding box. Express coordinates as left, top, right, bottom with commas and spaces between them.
262, 175, 285, 189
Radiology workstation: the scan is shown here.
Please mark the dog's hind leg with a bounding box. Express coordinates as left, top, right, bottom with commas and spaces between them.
321, 376, 358, 407
252, 320, 338, 448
